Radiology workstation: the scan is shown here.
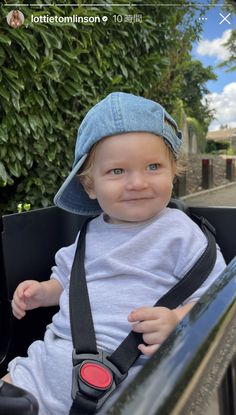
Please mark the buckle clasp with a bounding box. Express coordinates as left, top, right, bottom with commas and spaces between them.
72, 348, 127, 409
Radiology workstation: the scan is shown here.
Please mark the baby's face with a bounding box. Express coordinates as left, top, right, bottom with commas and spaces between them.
86, 132, 176, 224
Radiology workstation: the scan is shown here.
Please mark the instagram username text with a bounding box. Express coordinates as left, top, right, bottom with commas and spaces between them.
31, 14, 107, 24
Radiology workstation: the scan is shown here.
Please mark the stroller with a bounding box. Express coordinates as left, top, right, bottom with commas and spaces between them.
0, 202, 236, 414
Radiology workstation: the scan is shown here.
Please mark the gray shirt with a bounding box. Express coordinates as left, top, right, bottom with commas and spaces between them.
50, 207, 226, 352
9, 207, 226, 415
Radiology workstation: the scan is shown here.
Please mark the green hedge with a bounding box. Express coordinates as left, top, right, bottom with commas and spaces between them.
0, 0, 203, 213
206, 140, 230, 153
187, 116, 207, 153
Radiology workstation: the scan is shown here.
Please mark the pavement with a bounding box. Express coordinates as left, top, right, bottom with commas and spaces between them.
181, 182, 236, 207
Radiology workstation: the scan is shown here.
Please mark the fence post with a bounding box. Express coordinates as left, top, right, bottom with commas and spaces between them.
202, 159, 213, 189
226, 159, 236, 182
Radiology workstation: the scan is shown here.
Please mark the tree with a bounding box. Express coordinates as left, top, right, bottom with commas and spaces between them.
179, 60, 217, 132
218, 29, 236, 72
219, 0, 236, 71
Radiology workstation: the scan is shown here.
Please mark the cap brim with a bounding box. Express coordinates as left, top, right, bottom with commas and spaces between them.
54, 154, 102, 216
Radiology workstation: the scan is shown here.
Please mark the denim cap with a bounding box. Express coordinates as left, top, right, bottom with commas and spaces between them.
54, 92, 182, 215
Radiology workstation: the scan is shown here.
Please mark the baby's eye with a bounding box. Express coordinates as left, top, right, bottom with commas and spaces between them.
110, 168, 124, 175
147, 163, 160, 171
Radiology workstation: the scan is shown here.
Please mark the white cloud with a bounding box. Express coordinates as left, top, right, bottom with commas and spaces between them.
205, 82, 236, 131
196, 29, 232, 62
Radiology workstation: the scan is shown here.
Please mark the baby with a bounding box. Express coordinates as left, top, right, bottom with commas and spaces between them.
3, 92, 226, 414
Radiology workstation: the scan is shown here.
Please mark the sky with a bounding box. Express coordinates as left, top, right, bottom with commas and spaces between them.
192, 3, 236, 131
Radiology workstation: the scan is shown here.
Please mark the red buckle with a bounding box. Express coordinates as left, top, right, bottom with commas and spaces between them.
72, 349, 127, 408
80, 362, 113, 390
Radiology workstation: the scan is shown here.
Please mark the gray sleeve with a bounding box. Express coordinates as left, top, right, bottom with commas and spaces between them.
182, 243, 226, 304
168, 211, 227, 304
50, 235, 78, 289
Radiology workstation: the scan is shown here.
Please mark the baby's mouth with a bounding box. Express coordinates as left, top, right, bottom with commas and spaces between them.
122, 197, 153, 201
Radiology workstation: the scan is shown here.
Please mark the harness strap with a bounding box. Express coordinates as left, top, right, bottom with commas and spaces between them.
109, 215, 216, 373
69, 214, 216, 413
69, 217, 97, 355
69, 394, 97, 415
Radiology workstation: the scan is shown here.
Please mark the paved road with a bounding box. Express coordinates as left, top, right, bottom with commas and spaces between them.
182, 182, 236, 207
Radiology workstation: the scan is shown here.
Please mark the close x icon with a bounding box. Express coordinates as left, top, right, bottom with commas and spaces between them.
219, 13, 231, 24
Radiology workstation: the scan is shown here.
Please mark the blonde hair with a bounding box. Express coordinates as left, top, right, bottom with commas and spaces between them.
76, 142, 99, 192
77, 137, 187, 191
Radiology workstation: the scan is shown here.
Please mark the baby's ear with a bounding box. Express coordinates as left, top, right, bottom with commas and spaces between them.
86, 189, 97, 200
79, 175, 97, 200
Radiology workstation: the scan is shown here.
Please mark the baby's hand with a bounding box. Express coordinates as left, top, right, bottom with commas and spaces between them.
12, 280, 45, 319
128, 306, 179, 357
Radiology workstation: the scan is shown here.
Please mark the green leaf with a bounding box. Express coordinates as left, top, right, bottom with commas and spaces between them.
23, 203, 31, 212
8, 29, 30, 49
0, 46, 6, 65
60, 50, 80, 60
40, 30, 62, 49
5, 76, 25, 93
16, 150, 24, 161
25, 153, 33, 168
0, 162, 8, 182
0, 146, 7, 159
120, 64, 128, 78
0, 127, 8, 142
54, 53, 71, 67
77, 65, 91, 76
8, 48, 23, 67
111, 75, 123, 85
9, 148, 16, 162
0, 86, 10, 101
10, 30, 39, 59
2, 67, 18, 79
32, 91, 44, 107
25, 57, 37, 72
0, 34, 11, 45
11, 95, 21, 112
28, 115, 42, 133
15, 115, 31, 134
9, 161, 21, 177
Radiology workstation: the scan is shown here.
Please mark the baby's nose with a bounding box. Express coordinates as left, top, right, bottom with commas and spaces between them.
126, 172, 148, 190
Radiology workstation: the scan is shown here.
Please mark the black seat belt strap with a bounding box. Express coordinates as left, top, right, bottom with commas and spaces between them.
69, 394, 97, 415
69, 217, 97, 355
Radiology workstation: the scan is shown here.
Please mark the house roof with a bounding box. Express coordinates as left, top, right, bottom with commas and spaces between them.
207, 127, 236, 141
